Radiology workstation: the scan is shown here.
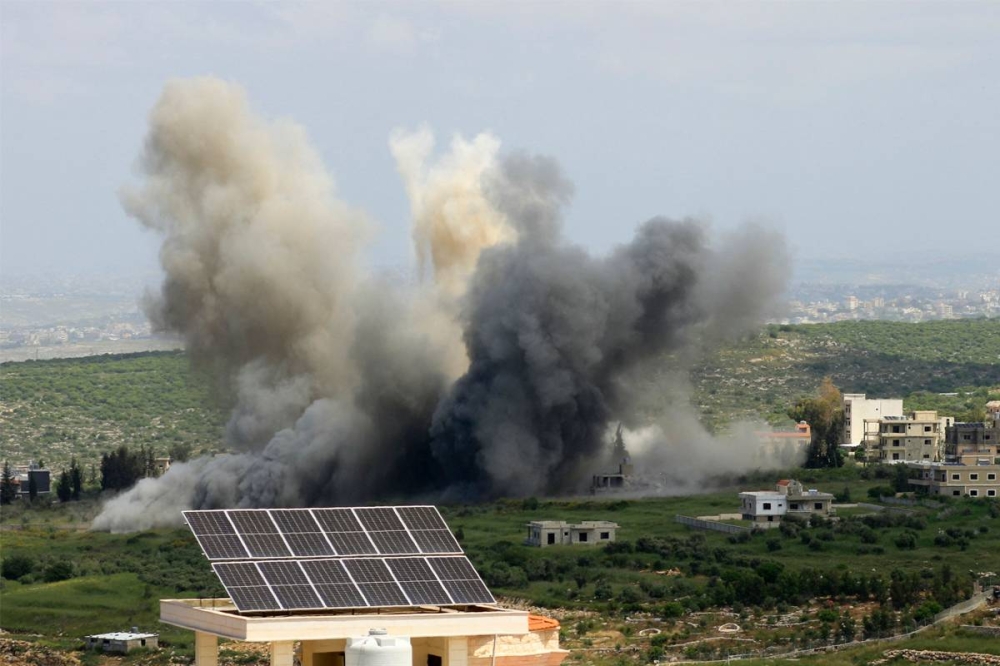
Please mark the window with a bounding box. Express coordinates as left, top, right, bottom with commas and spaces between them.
578, 532, 588, 543
893, 439, 901, 446
953, 490, 961, 496
952, 473, 960, 480
971, 473, 979, 481
988, 474, 996, 481
989, 490, 997, 497
790, 503, 799, 510
893, 453, 900, 460
923, 454, 930, 459
600, 532, 610, 540
924, 439, 931, 445
547, 533, 555, 545
814, 502, 823, 511
768, 516, 774, 522
970, 490, 979, 497
963, 434, 971, 440
893, 425, 901, 433
924, 426, 932, 432
763, 502, 772, 510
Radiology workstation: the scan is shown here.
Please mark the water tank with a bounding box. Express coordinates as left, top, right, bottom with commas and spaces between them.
346, 629, 411, 666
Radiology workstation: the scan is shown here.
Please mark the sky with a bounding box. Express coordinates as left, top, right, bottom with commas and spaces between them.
1, 1, 998, 279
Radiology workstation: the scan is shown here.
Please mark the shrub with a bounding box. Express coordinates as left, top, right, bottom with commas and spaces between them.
894, 532, 917, 550
766, 538, 782, 552
1, 554, 33, 580
43, 560, 74, 583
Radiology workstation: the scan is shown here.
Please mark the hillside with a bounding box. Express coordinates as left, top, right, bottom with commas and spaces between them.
2, 319, 998, 471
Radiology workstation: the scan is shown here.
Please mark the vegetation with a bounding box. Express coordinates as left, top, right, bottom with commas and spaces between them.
0, 351, 226, 473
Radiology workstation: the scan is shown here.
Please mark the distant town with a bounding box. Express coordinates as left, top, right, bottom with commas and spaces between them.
2, 269, 998, 361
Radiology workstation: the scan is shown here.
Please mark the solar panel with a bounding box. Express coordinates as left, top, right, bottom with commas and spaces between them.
213, 562, 266, 587
409, 529, 462, 554
313, 583, 369, 608
271, 584, 324, 610
212, 562, 281, 612
186, 506, 499, 613
313, 509, 377, 555
386, 557, 452, 605
396, 506, 449, 531
194, 534, 250, 560
342, 558, 396, 583
427, 556, 495, 604
270, 510, 335, 557
257, 560, 310, 585
354, 507, 406, 531
367, 530, 420, 555
185, 510, 251, 560
226, 585, 282, 612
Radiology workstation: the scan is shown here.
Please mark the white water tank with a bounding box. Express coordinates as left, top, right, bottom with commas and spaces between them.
346, 629, 412, 666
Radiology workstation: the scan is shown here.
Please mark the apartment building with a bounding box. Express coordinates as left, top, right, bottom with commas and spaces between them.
842, 394, 903, 446
906, 446, 1000, 498
865, 410, 954, 463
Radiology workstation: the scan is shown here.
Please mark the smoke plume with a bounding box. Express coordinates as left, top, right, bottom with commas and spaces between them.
94, 77, 791, 532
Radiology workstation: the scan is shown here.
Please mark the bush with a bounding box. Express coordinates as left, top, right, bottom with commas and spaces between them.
1, 554, 33, 580
894, 531, 917, 550
868, 486, 894, 499
766, 538, 782, 552
43, 560, 74, 583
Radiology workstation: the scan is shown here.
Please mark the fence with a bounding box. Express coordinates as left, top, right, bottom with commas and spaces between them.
880, 496, 943, 509
674, 515, 749, 535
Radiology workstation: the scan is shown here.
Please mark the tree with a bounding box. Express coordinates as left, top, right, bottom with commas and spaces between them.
1, 461, 18, 505
788, 377, 845, 468
101, 445, 146, 491
69, 457, 83, 500
56, 470, 72, 502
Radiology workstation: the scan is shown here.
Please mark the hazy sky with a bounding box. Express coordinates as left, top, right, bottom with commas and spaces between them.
2, 1, 998, 278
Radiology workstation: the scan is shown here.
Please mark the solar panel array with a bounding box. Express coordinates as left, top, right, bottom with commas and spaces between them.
184, 506, 493, 613
184, 506, 461, 560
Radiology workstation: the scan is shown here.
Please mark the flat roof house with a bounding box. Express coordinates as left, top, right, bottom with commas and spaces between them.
85, 631, 158, 654
525, 521, 619, 547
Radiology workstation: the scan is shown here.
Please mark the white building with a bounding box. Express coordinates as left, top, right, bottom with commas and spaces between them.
525, 521, 618, 547
843, 394, 903, 446
738, 491, 786, 524
85, 631, 158, 654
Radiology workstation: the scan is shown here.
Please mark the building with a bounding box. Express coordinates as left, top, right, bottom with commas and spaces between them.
739, 480, 834, 525
842, 394, 903, 446
755, 422, 812, 459
591, 458, 632, 493
906, 447, 1000, 498
777, 479, 834, 516
525, 521, 618, 547
154, 457, 172, 476
85, 630, 158, 653
161, 602, 567, 666
986, 401, 1000, 422
738, 491, 786, 525
865, 410, 954, 463
10, 466, 51, 498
